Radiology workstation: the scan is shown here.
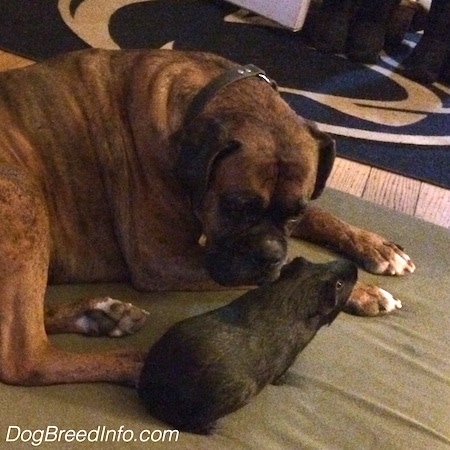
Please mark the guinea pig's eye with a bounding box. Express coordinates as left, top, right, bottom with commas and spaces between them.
336, 280, 344, 290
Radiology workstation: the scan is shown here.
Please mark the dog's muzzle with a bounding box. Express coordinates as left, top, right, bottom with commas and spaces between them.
204, 224, 288, 286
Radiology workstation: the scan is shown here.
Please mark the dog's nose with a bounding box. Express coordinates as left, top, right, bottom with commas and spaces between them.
259, 238, 285, 267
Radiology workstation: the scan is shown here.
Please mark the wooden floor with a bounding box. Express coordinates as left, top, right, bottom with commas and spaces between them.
1, 50, 449, 228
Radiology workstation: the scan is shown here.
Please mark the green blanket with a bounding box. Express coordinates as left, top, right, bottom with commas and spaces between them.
1, 189, 448, 449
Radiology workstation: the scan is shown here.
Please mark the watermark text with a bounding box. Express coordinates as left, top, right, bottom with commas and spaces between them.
4, 425, 179, 446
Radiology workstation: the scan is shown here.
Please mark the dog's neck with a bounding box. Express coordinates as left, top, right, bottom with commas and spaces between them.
184, 64, 277, 126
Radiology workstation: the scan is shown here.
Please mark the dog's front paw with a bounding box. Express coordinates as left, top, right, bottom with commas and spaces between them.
351, 229, 415, 276
76, 297, 149, 337
343, 281, 402, 317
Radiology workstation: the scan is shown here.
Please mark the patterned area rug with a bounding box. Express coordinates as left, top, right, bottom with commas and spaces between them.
1, 0, 449, 188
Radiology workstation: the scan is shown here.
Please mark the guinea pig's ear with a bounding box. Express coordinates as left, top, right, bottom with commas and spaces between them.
307, 121, 336, 200
317, 279, 341, 316
175, 116, 241, 208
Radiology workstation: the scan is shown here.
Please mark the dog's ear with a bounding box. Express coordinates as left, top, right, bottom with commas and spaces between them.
279, 257, 310, 279
175, 116, 240, 208
307, 122, 336, 200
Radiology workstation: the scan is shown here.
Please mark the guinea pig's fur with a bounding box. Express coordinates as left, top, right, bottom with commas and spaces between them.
138, 257, 357, 434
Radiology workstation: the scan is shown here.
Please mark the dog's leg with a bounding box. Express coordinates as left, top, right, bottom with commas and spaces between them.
0, 173, 144, 386
293, 206, 415, 275
344, 281, 402, 316
45, 297, 149, 337
292, 206, 411, 315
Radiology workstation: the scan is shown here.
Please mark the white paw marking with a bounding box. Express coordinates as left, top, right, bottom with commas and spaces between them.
76, 297, 148, 337
94, 297, 117, 312
109, 327, 126, 337
392, 252, 414, 275
93, 298, 134, 337
379, 288, 402, 312
377, 251, 415, 275
74, 316, 91, 333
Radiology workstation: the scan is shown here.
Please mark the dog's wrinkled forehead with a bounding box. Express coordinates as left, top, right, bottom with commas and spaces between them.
210, 117, 322, 204
176, 84, 335, 213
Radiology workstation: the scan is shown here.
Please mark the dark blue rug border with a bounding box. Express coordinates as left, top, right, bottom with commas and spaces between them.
0, 0, 449, 188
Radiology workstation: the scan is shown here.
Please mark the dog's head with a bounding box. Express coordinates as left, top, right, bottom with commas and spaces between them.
176, 104, 335, 286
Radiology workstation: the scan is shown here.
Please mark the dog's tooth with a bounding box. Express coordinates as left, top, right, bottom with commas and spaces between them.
198, 234, 207, 247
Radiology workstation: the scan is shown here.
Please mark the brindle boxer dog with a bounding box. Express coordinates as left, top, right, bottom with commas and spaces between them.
0, 49, 415, 386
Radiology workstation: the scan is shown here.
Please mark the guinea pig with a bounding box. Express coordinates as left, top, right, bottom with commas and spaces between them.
138, 257, 358, 434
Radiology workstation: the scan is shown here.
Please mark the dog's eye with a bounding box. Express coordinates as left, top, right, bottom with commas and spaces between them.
286, 217, 301, 225
336, 280, 344, 290
221, 193, 264, 216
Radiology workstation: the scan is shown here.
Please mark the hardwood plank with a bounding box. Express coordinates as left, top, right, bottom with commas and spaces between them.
415, 183, 450, 229
327, 157, 370, 196
0, 50, 33, 71
362, 167, 421, 215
